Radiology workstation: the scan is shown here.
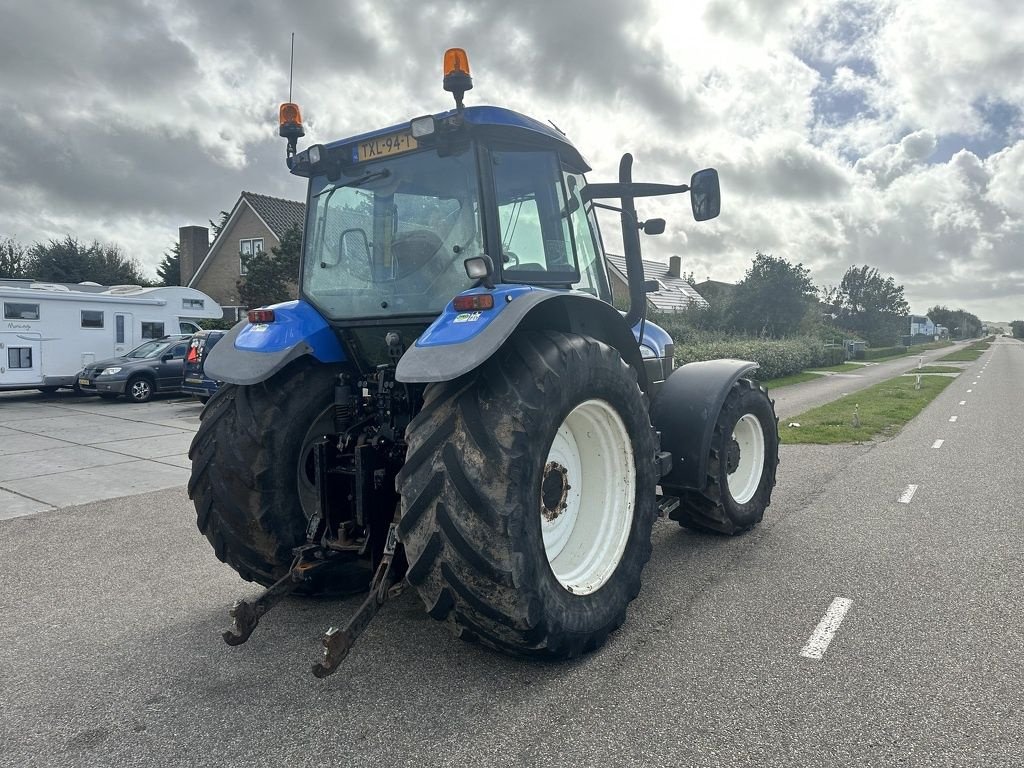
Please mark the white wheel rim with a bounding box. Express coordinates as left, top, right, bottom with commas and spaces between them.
540, 399, 635, 595
728, 413, 765, 504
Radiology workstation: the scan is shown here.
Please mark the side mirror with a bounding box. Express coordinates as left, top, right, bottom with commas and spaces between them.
690, 168, 721, 221
641, 218, 665, 235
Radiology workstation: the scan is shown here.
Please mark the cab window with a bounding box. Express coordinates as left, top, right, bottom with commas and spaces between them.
492, 150, 579, 284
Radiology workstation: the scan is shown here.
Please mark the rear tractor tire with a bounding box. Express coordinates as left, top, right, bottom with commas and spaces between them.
397, 331, 658, 659
668, 379, 779, 535
187, 361, 366, 594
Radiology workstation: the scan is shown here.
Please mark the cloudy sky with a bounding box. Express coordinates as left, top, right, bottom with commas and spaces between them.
1, 0, 1021, 320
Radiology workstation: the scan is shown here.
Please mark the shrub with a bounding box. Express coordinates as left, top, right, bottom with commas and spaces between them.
672, 335, 830, 381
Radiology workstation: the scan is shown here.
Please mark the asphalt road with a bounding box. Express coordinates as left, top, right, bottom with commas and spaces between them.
1, 339, 1020, 767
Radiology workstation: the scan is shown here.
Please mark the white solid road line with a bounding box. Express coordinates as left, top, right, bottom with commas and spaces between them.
800, 598, 853, 660
898, 484, 919, 503
949, 416, 958, 422
932, 439, 944, 449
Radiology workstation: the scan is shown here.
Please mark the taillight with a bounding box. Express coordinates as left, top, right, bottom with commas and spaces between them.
452, 294, 494, 311
248, 309, 276, 324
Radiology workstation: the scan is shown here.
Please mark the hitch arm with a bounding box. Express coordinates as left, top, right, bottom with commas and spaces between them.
312, 523, 404, 678
222, 553, 331, 646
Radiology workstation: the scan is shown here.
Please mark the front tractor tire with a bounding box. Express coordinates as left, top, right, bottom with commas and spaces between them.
396, 331, 658, 659
188, 361, 362, 593
669, 379, 779, 535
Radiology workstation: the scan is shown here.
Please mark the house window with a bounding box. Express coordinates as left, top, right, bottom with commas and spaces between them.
239, 238, 264, 276
8, 347, 32, 368
4, 302, 40, 320
141, 322, 165, 339
81, 310, 104, 329
182, 298, 205, 310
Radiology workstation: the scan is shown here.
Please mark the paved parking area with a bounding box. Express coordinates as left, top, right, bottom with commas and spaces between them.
0, 390, 201, 519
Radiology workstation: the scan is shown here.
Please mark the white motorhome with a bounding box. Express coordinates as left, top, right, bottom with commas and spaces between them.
0, 283, 223, 392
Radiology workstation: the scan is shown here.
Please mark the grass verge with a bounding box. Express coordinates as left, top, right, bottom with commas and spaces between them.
762, 372, 823, 389
779, 375, 954, 444
938, 343, 989, 362
911, 365, 963, 373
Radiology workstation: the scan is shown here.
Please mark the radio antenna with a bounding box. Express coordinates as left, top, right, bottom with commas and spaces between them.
288, 32, 295, 102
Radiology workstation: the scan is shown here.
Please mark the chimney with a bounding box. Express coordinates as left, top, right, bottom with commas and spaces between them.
668, 255, 681, 278
178, 225, 209, 286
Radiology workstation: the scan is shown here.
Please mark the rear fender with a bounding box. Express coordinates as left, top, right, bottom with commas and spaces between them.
395, 286, 648, 390
203, 300, 345, 385
650, 359, 759, 490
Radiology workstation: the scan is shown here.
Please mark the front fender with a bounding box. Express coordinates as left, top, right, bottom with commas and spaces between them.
650, 359, 759, 491
395, 286, 647, 389
204, 300, 345, 385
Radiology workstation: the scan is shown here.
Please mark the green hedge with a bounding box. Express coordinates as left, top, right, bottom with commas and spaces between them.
672, 336, 835, 381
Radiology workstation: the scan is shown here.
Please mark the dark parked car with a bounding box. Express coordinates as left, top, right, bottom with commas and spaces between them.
181, 329, 226, 403
77, 336, 190, 403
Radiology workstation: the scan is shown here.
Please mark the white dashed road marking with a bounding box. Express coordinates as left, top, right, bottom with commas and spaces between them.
959, 400, 966, 405
898, 484, 919, 503
800, 598, 853, 660
932, 439, 944, 449
967, 389, 972, 393
949, 416, 958, 422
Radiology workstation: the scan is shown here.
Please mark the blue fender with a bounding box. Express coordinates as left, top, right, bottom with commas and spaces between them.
650, 359, 759, 491
395, 285, 648, 389
203, 300, 346, 385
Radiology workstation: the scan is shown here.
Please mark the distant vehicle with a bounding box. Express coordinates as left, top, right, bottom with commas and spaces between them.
77, 336, 191, 403
0, 283, 222, 393
182, 329, 227, 403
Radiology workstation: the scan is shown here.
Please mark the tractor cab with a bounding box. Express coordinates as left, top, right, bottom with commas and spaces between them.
287, 105, 611, 324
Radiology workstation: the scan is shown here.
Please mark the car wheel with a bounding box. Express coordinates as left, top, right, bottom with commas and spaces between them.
126, 376, 154, 403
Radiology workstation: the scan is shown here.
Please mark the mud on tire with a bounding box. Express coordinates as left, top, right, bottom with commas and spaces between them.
668, 378, 779, 535
187, 360, 365, 593
396, 331, 658, 658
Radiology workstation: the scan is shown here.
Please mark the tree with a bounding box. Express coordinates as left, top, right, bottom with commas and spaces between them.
237, 224, 301, 308
156, 242, 181, 286
928, 305, 981, 339
0, 236, 30, 278
26, 236, 147, 285
209, 210, 231, 239
832, 265, 910, 346
728, 251, 817, 337
1010, 320, 1024, 339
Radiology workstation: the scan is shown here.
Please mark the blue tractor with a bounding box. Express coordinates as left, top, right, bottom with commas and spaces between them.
191, 48, 779, 677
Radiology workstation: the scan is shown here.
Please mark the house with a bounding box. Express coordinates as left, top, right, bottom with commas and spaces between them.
909, 314, 936, 336
605, 254, 709, 313
180, 191, 306, 321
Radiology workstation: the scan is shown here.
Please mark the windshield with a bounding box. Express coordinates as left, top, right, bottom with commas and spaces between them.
127, 340, 173, 359
303, 147, 482, 319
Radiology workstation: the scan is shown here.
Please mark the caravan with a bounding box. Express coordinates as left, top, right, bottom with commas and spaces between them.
0, 283, 222, 392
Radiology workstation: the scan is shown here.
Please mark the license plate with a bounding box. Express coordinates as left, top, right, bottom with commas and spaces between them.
78, 378, 90, 386
357, 131, 417, 162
